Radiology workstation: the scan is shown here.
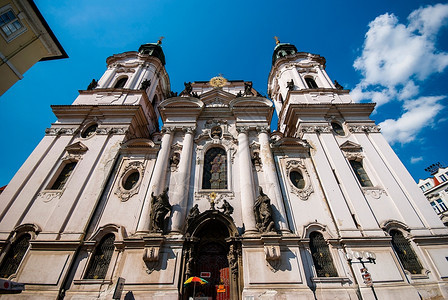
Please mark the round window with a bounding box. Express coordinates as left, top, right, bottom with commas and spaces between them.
290, 171, 305, 189
331, 122, 345, 136
123, 171, 140, 190
81, 124, 98, 138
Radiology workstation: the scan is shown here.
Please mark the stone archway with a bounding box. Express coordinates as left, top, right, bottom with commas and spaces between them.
180, 210, 242, 300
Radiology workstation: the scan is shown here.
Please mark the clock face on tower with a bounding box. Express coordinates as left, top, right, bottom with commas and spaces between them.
209, 75, 227, 88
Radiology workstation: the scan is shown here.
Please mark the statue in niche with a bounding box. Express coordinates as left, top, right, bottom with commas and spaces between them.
334, 80, 344, 90
251, 152, 262, 168
170, 152, 180, 168
243, 82, 253, 96
87, 79, 98, 90
186, 204, 200, 228
218, 200, 234, 216
140, 79, 151, 90
185, 248, 195, 276
287, 79, 294, 91
254, 187, 276, 233
150, 187, 172, 232
227, 244, 238, 275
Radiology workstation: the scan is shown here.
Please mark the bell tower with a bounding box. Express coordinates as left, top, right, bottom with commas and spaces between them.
268, 40, 351, 134
73, 39, 170, 134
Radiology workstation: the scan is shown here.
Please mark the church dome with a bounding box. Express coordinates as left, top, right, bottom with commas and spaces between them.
272, 43, 298, 65
138, 42, 166, 65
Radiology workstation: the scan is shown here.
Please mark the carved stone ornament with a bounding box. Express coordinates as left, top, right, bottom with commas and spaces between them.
363, 187, 387, 199
61, 153, 82, 162
96, 127, 128, 135
149, 188, 172, 233
347, 125, 381, 133
37, 191, 63, 203
342, 151, 364, 161
286, 159, 314, 200
45, 127, 77, 136
115, 161, 145, 202
143, 246, 162, 274
194, 191, 234, 205
300, 125, 332, 134
205, 119, 228, 129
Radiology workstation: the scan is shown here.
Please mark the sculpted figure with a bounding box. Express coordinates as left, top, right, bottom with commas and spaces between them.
287, 79, 294, 91
170, 152, 180, 168
254, 187, 276, 233
186, 204, 200, 228
150, 187, 172, 232
243, 82, 253, 96
218, 200, 234, 216
140, 79, 151, 90
87, 79, 98, 90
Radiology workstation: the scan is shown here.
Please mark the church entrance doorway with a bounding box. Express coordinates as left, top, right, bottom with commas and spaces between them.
181, 212, 241, 300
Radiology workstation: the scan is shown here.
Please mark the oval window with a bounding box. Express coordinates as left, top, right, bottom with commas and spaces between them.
290, 171, 305, 189
123, 171, 140, 190
81, 124, 98, 138
331, 122, 345, 136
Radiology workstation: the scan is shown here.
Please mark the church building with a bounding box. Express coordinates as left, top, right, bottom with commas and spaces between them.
0, 39, 447, 300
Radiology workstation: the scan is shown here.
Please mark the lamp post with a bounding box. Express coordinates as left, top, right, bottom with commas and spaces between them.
346, 251, 378, 300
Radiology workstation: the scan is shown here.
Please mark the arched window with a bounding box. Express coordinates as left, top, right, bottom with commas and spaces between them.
390, 230, 423, 274
0, 234, 30, 278
349, 160, 373, 187
114, 77, 128, 89
81, 123, 98, 138
309, 232, 337, 277
202, 147, 227, 189
84, 234, 115, 279
50, 161, 77, 190
305, 77, 318, 89
331, 122, 345, 136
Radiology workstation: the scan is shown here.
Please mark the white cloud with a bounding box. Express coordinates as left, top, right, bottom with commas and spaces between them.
352, 4, 448, 104
379, 96, 444, 144
410, 156, 423, 164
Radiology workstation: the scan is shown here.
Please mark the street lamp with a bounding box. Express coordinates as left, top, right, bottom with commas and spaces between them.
346, 251, 378, 300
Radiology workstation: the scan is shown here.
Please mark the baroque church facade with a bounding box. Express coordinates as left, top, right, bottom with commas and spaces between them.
0, 40, 447, 300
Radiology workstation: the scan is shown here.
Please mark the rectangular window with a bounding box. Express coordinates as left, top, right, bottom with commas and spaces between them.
0, 6, 25, 41
431, 202, 440, 214
437, 199, 448, 212
425, 183, 431, 188
349, 160, 373, 187
49, 161, 77, 190
440, 175, 447, 182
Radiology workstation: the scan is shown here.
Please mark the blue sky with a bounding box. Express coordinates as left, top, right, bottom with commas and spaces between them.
1, 0, 447, 185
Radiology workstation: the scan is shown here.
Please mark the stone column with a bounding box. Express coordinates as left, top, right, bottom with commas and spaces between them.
170, 127, 195, 233
237, 127, 257, 234
137, 127, 173, 233
258, 126, 289, 232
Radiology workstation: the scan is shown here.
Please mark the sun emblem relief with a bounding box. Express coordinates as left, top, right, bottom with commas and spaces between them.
209, 75, 227, 88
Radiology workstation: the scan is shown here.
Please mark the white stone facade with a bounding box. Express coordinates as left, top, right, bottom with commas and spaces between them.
0, 41, 447, 300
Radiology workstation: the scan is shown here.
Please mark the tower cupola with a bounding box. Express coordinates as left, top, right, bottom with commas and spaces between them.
272, 42, 298, 65
138, 38, 166, 66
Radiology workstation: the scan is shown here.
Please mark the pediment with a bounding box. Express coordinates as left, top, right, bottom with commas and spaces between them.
65, 142, 88, 153
122, 138, 157, 149
159, 97, 203, 108
339, 140, 362, 151
200, 88, 235, 107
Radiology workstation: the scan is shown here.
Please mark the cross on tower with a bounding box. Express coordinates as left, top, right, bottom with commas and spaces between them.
274, 36, 280, 45
157, 36, 164, 45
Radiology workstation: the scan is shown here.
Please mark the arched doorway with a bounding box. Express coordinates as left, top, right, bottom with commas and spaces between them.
181, 211, 241, 300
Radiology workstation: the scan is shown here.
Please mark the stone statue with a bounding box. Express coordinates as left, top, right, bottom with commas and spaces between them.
185, 248, 195, 276
140, 79, 151, 90
236, 91, 243, 97
251, 152, 262, 168
186, 204, 200, 228
254, 187, 276, 233
218, 200, 234, 216
243, 82, 253, 96
170, 152, 180, 168
287, 79, 294, 91
334, 80, 343, 90
150, 187, 172, 232
168, 91, 178, 98
227, 244, 238, 275
87, 79, 98, 90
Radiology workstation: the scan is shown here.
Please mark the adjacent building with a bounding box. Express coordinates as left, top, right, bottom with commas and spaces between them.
418, 163, 448, 227
0, 40, 447, 300
0, 0, 67, 96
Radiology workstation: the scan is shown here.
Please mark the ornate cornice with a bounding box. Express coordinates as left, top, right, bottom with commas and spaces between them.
300, 125, 332, 134
347, 125, 380, 133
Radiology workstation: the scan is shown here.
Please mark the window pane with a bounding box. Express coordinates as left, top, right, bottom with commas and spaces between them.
309, 232, 338, 277
84, 234, 115, 279
2, 24, 11, 36
202, 148, 227, 189
0, 234, 30, 278
50, 162, 77, 190
350, 160, 373, 187
390, 230, 423, 274
290, 171, 305, 189
123, 171, 139, 190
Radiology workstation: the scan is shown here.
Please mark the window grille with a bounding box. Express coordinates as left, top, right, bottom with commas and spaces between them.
309, 232, 338, 277
349, 160, 373, 187
84, 234, 115, 279
202, 148, 227, 189
0, 234, 30, 278
50, 161, 77, 190
390, 230, 423, 274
